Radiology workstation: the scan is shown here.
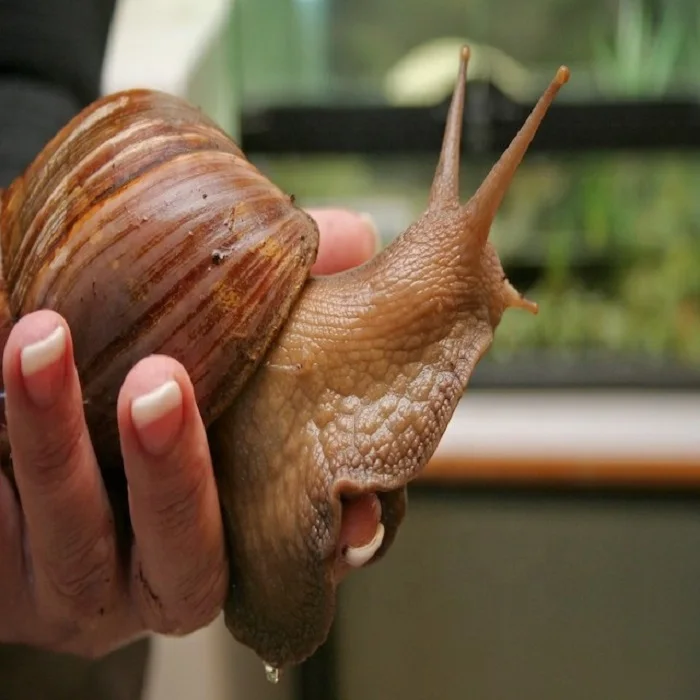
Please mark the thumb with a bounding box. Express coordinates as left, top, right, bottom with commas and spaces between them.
306, 209, 381, 274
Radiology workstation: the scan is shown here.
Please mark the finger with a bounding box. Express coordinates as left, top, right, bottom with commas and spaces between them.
0, 468, 30, 643
0, 468, 21, 576
117, 355, 227, 634
307, 208, 380, 274
1, 310, 119, 622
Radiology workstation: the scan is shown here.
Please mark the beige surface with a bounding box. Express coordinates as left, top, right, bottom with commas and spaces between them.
142, 621, 229, 700
142, 616, 295, 700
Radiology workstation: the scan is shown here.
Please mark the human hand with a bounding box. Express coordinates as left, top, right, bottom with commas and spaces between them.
0, 208, 379, 658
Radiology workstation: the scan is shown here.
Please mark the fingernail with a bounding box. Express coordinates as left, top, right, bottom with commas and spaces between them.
20, 326, 68, 407
359, 212, 382, 255
131, 380, 183, 456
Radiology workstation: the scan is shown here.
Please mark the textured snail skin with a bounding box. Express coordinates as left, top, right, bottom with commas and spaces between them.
212, 53, 569, 669
0, 48, 569, 671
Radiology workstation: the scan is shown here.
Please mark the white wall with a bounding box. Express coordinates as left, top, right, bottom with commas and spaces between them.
103, 0, 237, 133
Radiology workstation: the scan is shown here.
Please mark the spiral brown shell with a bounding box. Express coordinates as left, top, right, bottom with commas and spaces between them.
0, 89, 319, 465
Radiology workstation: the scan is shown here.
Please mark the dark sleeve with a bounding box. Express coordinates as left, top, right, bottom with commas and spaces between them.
0, 0, 117, 187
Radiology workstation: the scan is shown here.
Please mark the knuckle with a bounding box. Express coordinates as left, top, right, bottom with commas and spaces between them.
133, 563, 182, 636
183, 566, 227, 628
130, 450, 225, 635
22, 414, 85, 491
41, 534, 115, 620
150, 467, 206, 539
134, 559, 226, 636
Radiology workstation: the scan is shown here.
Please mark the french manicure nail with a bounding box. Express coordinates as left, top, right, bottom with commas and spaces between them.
20, 326, 68, 407
131, 380, 183, 456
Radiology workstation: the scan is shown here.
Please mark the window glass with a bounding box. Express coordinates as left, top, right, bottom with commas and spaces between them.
255, 150, 700, 369
234, 0, 700, 107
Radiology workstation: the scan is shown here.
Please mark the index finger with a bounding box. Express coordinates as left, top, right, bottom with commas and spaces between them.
1, 310, 119, 621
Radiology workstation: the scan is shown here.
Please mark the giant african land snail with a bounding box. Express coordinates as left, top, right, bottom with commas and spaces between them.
0, 47, 569, 677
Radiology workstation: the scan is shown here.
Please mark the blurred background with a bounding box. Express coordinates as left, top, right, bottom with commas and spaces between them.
102, 0, 700, 698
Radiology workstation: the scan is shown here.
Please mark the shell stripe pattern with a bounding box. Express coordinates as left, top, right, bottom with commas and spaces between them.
0, 90, 317, 461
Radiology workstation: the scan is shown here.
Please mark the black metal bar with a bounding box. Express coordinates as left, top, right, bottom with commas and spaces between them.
295, 626, 340, 700
468, 353, 700, 391
241, 83, 700, 155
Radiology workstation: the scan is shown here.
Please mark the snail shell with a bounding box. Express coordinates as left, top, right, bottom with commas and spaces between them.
0, 89, 319, 464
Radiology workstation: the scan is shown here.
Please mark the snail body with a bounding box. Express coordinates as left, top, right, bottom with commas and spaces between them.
0, 48, 569, 672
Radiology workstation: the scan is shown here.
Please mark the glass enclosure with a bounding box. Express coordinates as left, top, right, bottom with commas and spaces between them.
233, 0, 700, 107
232, 0, 700, 385
255, 151, 700, 374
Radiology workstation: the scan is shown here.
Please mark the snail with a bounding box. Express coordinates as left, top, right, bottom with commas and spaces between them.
0, 47, 569, 675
